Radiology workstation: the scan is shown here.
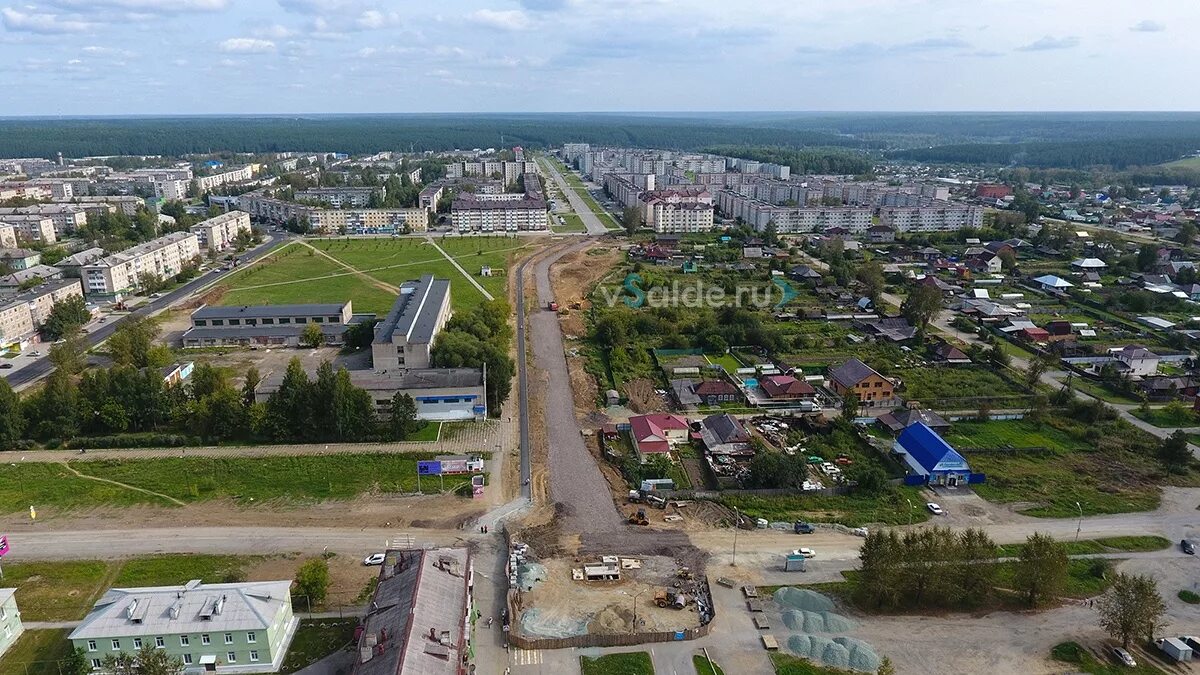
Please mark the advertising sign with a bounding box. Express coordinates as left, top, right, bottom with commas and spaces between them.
417, 461, 442, 476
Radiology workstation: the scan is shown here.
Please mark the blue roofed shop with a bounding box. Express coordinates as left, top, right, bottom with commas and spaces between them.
893, 422, 981, 487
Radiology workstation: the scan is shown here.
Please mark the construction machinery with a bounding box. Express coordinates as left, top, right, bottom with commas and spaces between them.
627, 508, 649, 526
654, 588, 688, 609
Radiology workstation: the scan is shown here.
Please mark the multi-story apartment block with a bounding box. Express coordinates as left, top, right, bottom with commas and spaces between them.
81, 232, 201, 298
561, 143, 591, 162
451, 172, 548, 233
238, 192, 317, 225
65, 196, 143, 217
295, 187, 380, 208
154, 179, 189, 201
69, 579, 298, 674
191, 211, 252, 251
0, 182, 55, 201
371, 275, 452, 371
0, 589, 23, 661
0, 279, 85, 348
0, 249, 42, 270
2, 215, 57, 244
419, 185, 444, 210
878, 202, 984, 232
194, 166, 254, 193
716, 190, 872, 233
28, 178, 74, 200
0, 224, 16, 249
0, 204, 88, 236
309, 208, 428, 235
638, 188, 714, 233
446, 160, 536, 187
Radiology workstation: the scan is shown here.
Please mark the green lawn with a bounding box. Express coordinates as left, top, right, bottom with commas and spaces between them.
280, 619, 358, 674
114, 554, 259, 586
1070, 378, 1144, 405
74, 454, 479, 505
1050, 641, 1166, 675
406, 421, 441, 442
769, 653, 857, 675
0, 629, 76, 675
705, 353, 743, 374
943, 419, 1087, 452
997, 535, 1169, 557
693, 655, 726, 675
1159, 156, 1200, 170
1132, 406, 1200, 428
0, 463, 178, 513
552, 213, 587, 233
580, 652, 655, 675
896, 366, 1029, 406
718, 487, 930, 528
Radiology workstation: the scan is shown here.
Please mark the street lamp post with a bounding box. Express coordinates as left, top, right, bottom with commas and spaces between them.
631, 588, 646, 632
732, 507, 740, 567
906, 498, 913, 526
1075, 501, 1083, 542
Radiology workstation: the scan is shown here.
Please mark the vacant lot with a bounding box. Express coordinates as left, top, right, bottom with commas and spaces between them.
0, 629, 75, 675
719, 487, 930, 528
281, 619, 357, 674
896, 366, 1030, 407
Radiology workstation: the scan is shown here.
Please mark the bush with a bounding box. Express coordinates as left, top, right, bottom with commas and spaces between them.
67, 433, 202, 449
1179, 589, 1200, 604
294, 558, 330, 609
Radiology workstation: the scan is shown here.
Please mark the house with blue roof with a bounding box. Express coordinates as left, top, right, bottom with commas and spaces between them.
893, 422, 978, 487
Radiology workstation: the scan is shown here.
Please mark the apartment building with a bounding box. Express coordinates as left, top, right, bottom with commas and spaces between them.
0, 182, 54, 201
638, 188, 715, 233
295, 187, 380, 208
191, 211, 252, 251
878, 202, 984, 232
81, 232, 201, 298
69, 579, 298, 674
0, 224, 15, 249
446, 160, 536, 187
0, 278, 85, 348
2, 215, 57, 244
0, 204, 88, 235
562, 143, 591, 162
716, 190, 872, 233
451, 173, 548, 233
0, 590, 23, 661
0, 249, 42, 270
28, 178, 74, 200
64, 196, 142, 217
154, 179, 189, 200
238, 192, 317, 225
419, 184, 444, 210
372, 275, 452, 371
309, 208, 428, 235
194, 166, 254, 193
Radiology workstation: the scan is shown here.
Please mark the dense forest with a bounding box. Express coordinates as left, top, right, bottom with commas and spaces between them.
703, 145, 874, 175
889, 137, 1200, 170
0, 115, 864, 158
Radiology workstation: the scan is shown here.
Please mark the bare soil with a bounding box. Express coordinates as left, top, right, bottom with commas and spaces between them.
623, 378, 661, 413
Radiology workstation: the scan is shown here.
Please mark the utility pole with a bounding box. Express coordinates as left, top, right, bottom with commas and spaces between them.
906, 498, 913, 526
1075, 501, 1083, 542
732, 507, 739, 567
631, 588, 646, 632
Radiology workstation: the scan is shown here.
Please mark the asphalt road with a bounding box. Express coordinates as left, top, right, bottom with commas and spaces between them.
515, 249, 533, 500
538, 156, 610, 236
4, 234, 283, 390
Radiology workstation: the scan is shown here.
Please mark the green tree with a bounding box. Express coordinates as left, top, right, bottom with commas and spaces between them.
107, 317, 172, 368
850, 465, 888, 496
856, 261, 886, 309
1025, 354, 1050, 388
48, 332, 87, 375
953, 528, 998, 607
621, 205, 641, 235
877, 657, 896, 675
389, 393, 420, 440
841, 391, 860, 423
61, 647, 91, 675
1014, 533, 1068, 607
330, 366, 375, 441
856, 529, 904, 609
998, 248, 1017, 272
241, 366, 261, 408
1097, 573, 1166, 648
294, 558, 330, 609
0, 378, 24, 448
300, 322, 325, 348
101, 645, 184, 675
266, 357, 312, 441
900, 284, 943, 335
42, 295, 92, 340
1157, 430, 1192, 475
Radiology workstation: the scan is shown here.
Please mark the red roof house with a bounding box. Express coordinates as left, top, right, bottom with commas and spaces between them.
759, 374, 816, 400
629, 413, 690, 463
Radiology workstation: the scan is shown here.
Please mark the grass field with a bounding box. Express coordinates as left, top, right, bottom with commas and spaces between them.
693, 655, 726, 675
0, 462, 176, 513
580, 652, 654, 675
996, 536, 1169, 557
706, 352, 743, 374
281, 619, 357, 674
943, 419, 1087, 452
897, 366, 1029, 405
1159, 156, 1200, 170
1132, 405, 1200, 428
552, 213, 587, 233
114, 554, 260, 586
769, 653, 856, 675
0, 629, 76, 675
719, 487, 931, 527
217, 237, 533, 314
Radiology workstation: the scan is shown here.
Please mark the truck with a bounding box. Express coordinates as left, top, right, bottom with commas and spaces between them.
1156, 637, 1194, 662
547, 300, 559, 311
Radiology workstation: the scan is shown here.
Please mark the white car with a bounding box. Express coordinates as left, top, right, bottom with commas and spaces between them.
798, 548, 816, 559
926, 503, 944, 516
362, 553, 386, 566
1111, 646, 1136, 667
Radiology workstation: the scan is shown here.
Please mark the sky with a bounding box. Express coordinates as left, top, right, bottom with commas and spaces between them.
0, 0, 1196, 116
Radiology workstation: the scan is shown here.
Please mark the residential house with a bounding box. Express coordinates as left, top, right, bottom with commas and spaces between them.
0, 264, 63, 291
866, 225, 895, 243
877, 407, 951, 435
1032, 274, 1073, 292
629, 413, 690, 463
930, 341, 971, 364
0, 589, 23, 661
698, 413, 753, 457
893, 422, 976, 487
1113, 345, 1159, 377
68, 579, 298, 673
758, 374, 816, 401
1139, 376, 1200, 402
966, 252, 1002, 275
1071, 257, 1108, 271
828, 358, 895, 407
856, 317, 918, 343
693, 379, 740, 406
788, 265, 823, 284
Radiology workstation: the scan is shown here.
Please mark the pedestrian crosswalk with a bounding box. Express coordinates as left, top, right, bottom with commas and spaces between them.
512, 648, 543, 666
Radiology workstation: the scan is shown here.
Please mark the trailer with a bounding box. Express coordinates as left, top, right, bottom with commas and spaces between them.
1156, 637, 1193, 662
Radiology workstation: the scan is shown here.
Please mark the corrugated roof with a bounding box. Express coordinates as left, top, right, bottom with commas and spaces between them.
896, 422, 968, 474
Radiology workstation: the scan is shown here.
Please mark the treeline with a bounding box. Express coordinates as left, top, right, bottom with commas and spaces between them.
0, 115, 863, 158
702, 145, 874, 175
0, 320, 426, 450
430, 300, 514, 413
889, 137, 1200, 170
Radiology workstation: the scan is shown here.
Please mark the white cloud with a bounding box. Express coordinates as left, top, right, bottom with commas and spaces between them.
46, 0, 228, 12
1130, 19, 1165, 33
218, 38, 276, 53
1, 7, 93, 33
254, 24, 295, 39
355, 9, 398, 30
466, 9, 530, 31
1016, 35, 1080, 51
277, 0, 359, 14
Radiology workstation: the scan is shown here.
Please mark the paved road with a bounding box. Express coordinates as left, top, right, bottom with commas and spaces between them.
538, 157, 610, 236
515, 250, 534, 501
3, 234, 283, 390
529, 240, 623, 532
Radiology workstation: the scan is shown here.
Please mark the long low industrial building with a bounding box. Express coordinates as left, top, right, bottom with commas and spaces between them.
255, 367, 487, 420
180, 302, 375, 348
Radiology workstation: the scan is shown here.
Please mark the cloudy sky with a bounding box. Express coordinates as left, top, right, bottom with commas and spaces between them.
0, 0, 1194, 115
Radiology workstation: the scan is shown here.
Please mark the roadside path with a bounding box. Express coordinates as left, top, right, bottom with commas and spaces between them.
537, 156, 610, 235
428, 237, 494, 301
295, 239, 400, 294
61, 462, 186, 506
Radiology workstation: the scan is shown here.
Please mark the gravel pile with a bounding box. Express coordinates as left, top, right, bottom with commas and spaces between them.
835, 637, 881, 672
773, 587, 835, 613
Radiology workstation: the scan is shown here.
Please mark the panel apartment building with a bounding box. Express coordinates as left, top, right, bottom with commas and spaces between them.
191, 211, 252, 251
0, 204, 88, 236
716, 190, 872, 233
69, 579, 298, 674
81, 232, 201, 298
878, 202, 984, 232
295, 187, 380, 208
639, 188, 715, 233
310, 208, 427, 235
0, 215, 57, 244
451, 173, 548, 233
0, 278, 85, 349
194, 165, 254, 193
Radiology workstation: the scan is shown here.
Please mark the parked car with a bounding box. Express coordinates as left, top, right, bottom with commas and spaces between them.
1181, 539, 1195, 555
794, 521, 815, 534
1111, 646, 1137, 667
926, 503, 944, 516
0, 363, 11, 369
797, 548, 816, 559
362, 552, 386, 566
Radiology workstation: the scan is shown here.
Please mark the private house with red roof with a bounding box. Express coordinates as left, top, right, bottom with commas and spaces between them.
629, 413, 691, 463
759, 374, 816, 401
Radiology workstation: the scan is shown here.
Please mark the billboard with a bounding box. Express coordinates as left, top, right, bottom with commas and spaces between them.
417, 461, 441, 476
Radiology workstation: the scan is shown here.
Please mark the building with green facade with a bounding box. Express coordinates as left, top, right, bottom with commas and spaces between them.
0, 589, 24, 660
69, 580, 297, 673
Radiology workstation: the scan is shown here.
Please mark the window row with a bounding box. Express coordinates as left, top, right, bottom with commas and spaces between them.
86, 632, 256, 652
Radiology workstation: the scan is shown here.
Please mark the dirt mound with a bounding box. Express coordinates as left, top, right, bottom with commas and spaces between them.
588, 604, 634, 634
516, 502, 569, 557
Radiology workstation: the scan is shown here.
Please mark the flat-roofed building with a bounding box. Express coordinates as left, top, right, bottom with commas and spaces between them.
0, 204, 88, 236
295, 187, 380, 208
419, 184, 444, 210
0, 248, 42, 270
238, 192, 317, 226
372, 275, 451, 371
194, 165, 254, 193
81, 232, 200, 298
181, 302, 370, 348
191, 211, 252, 251
352, 548, 473, 675
878, 202, 984, 232
309, 208, 428, 235
59, 196, 142, 217
451, 172, 547, 233
2, 215, 57, 244
0, 278, 84, 348
68, 579, 298, 674
256, 367, 485, 419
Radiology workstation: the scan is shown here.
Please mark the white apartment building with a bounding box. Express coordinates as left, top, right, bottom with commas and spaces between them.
452, 200, 548, 233
0, 278, 85, 348
716, 190, 872, 233
191, 210, 252, 251
28, 179, 74, 200
0, 183, 54, 201
418, 185, 444, 210
194, 166, 254, 193
295, 187, 379, 208
878, 202, 984, 232
309, 208, 428, 235
2, 215, 57, 244
0, 224, 16, 248
64, 196, 142, 217
638, 188, 714, 233
0, 205, 88, 236
81, 232, 201, 298
239, 192, 318, 225
154, 179, 189, 200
